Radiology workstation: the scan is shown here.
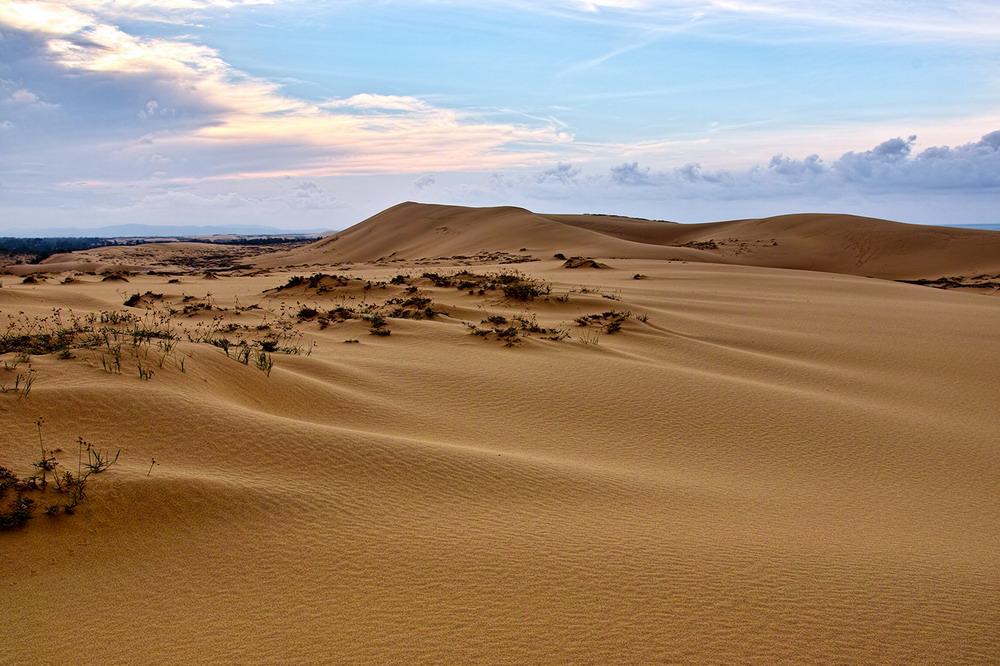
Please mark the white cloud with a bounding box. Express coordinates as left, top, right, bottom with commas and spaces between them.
289, 180, 340, 210
94, 179, 341, 215
10, 89, 38, 104
536, 162, 581, 185
0, 0, 571, 182
138, 100, 176, 119
610, 162, 651, 185
25, 0, 275, 25
0, 81, 59, 109
414, 174, 436, 189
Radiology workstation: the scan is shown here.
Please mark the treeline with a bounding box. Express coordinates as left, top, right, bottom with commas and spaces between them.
0, 235, 318, 264
204, 236, 319, 246
0, 237, 111, 263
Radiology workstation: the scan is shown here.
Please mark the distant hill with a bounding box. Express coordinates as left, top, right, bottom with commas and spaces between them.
3, 224, 329, 238
950, 223, 1000, 231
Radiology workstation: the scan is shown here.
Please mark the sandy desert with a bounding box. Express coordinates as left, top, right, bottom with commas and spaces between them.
2, 203, 999, 663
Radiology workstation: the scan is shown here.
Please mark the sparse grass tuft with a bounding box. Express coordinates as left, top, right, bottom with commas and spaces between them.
2, 420, 122, 529
365, 313, 391, 336
0, 495, 34, 530
255, 350, 274, 375
83, 438, 120, 474
576, 310, 630, 334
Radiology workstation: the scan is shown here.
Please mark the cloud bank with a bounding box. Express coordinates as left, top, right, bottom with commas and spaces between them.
477, 132, 1000, 203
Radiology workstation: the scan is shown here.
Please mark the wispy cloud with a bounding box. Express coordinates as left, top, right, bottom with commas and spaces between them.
556, 33, 663, 77
32, 0, 999, 41
488, 0, 1000, 41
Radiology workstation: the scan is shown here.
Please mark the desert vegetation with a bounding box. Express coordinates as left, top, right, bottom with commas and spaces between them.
419, 269, 551, 300
0, 419, 120, 530
575, 310, 632, 334
0, 237, 111, 264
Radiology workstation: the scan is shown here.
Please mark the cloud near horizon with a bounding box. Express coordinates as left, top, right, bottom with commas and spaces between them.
450, 131, 1000, 205
438, 131, 1000, 223
2, 130, 998, 232
593, 131, 1000, 196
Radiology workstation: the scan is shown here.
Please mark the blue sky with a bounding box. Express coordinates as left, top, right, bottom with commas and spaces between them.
1, 0, 999, 232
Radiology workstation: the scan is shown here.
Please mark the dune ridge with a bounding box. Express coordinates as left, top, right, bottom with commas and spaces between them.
268, 202, 1000, 281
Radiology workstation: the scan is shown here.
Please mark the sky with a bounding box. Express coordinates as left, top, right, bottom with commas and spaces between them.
1, 0, 999, 233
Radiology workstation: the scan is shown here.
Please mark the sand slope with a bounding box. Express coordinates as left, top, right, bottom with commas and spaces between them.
272, 203, 700, 266
267, 202, 1000, 280
2, 257, 1000, 663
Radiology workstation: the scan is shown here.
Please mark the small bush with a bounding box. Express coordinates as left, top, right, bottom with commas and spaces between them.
123, 291, 163, 307
422, 272, 453, 288
297, 306, 319, 320
366, 313, 390, 336
0, 466, 18, 495
576, 310, 629, 334
502, 282, 546, 300
329, 306, 355, 321
0, 496, 34, 530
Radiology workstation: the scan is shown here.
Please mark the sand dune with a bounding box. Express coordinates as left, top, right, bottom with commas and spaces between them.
268, 202, 1000, 280
3, 262, 1000, 662
265, 203, 714, 266
3, 208, 1000, 663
